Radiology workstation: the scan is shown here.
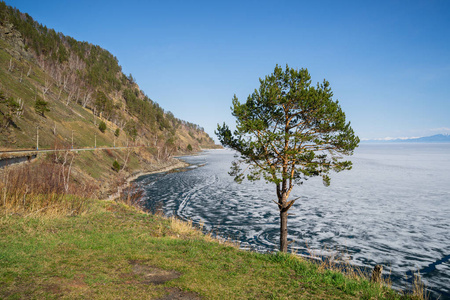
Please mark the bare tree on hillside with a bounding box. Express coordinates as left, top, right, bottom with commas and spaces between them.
62, 73, 69, 91
74, 86, 81, 104
16, 98, 24, 117
55, 67, 63, 87
65, 90, 74, 106
43, 78, 52, 95
117, 117, 126, 130
81, 90, 93, 108
8, 58, 14, 72
54, 150, 75, 193
68, 53, 85, 71
38, 56, 45, 71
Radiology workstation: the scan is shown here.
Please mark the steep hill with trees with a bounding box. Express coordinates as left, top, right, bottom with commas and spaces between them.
0, 1, 215, 155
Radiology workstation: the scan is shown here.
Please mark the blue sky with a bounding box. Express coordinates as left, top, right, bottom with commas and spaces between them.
5, 0, 450, 141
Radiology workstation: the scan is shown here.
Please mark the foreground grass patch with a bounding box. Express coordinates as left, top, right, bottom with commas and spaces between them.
0, 200, 416, 299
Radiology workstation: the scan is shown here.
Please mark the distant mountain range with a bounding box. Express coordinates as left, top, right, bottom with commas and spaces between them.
363, 134, 450, 143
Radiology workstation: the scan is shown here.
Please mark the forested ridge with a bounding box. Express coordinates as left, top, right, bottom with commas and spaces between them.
0, 1, 215, 155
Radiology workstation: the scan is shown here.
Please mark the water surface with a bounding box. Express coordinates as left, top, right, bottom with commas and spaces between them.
135, 144, 450, 299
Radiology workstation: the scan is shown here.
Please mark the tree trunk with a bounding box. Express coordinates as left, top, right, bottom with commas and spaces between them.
280, 209, 288, 252
279, 189, 289, 252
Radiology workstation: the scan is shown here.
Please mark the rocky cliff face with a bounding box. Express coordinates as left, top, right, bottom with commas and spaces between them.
0, 21, 28, 59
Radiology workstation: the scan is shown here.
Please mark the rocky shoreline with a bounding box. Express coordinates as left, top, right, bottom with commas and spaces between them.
105, 158, 189, 201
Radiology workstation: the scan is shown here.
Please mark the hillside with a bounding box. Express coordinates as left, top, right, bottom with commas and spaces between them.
0, 1, 215, 154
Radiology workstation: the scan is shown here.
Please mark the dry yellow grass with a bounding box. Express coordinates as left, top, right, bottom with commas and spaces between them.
412, 272, 429, 300
0, 159, 94, 217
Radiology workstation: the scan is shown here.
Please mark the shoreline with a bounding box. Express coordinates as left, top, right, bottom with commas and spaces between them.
125, 159, 190, 184
105, 158, 190, 201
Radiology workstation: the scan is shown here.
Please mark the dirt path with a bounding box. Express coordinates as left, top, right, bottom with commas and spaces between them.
129, 261, 201, 299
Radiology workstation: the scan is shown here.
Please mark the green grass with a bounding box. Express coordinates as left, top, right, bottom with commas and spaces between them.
0, 199, 415, 299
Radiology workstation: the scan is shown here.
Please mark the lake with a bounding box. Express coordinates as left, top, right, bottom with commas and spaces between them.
134, 144, 450, 299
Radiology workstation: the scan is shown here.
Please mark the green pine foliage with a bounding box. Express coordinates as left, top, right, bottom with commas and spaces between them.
34, 98, 49, 117
124, 119, 138, 140
1, 2, 121, 92
112, 160, 120, 172
94, 91, 114, 119
57, 43, 68, 63
0, 91, 22, 129
217, 65, 359, 252
98, 121, 106, 133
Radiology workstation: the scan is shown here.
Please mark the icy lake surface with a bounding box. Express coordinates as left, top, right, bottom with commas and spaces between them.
134, 144, 450, 299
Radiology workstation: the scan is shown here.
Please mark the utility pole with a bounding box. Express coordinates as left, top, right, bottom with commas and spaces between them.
36, 126, 39, 150
71, 130, 74, 149
95, 133, 97, 149
114, 134, 116, 148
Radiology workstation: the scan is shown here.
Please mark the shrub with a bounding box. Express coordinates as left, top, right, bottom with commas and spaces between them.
105, 149, 114, 157
114, 128, 120, 137
0, 160, 94, 216
112, 160, 120, 172
99, 121, 107, 133
34, 98, 50, 116
187, 144, 193, 152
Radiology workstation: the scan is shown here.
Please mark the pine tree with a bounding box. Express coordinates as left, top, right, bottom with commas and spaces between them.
216, 65, 359, 252
34, 98, 50, 117
98, 121, 107, 133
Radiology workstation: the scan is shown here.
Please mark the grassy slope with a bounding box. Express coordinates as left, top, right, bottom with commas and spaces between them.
0, 199, 409, 300
0, 39, 128, 150
0, 36, 216, 152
